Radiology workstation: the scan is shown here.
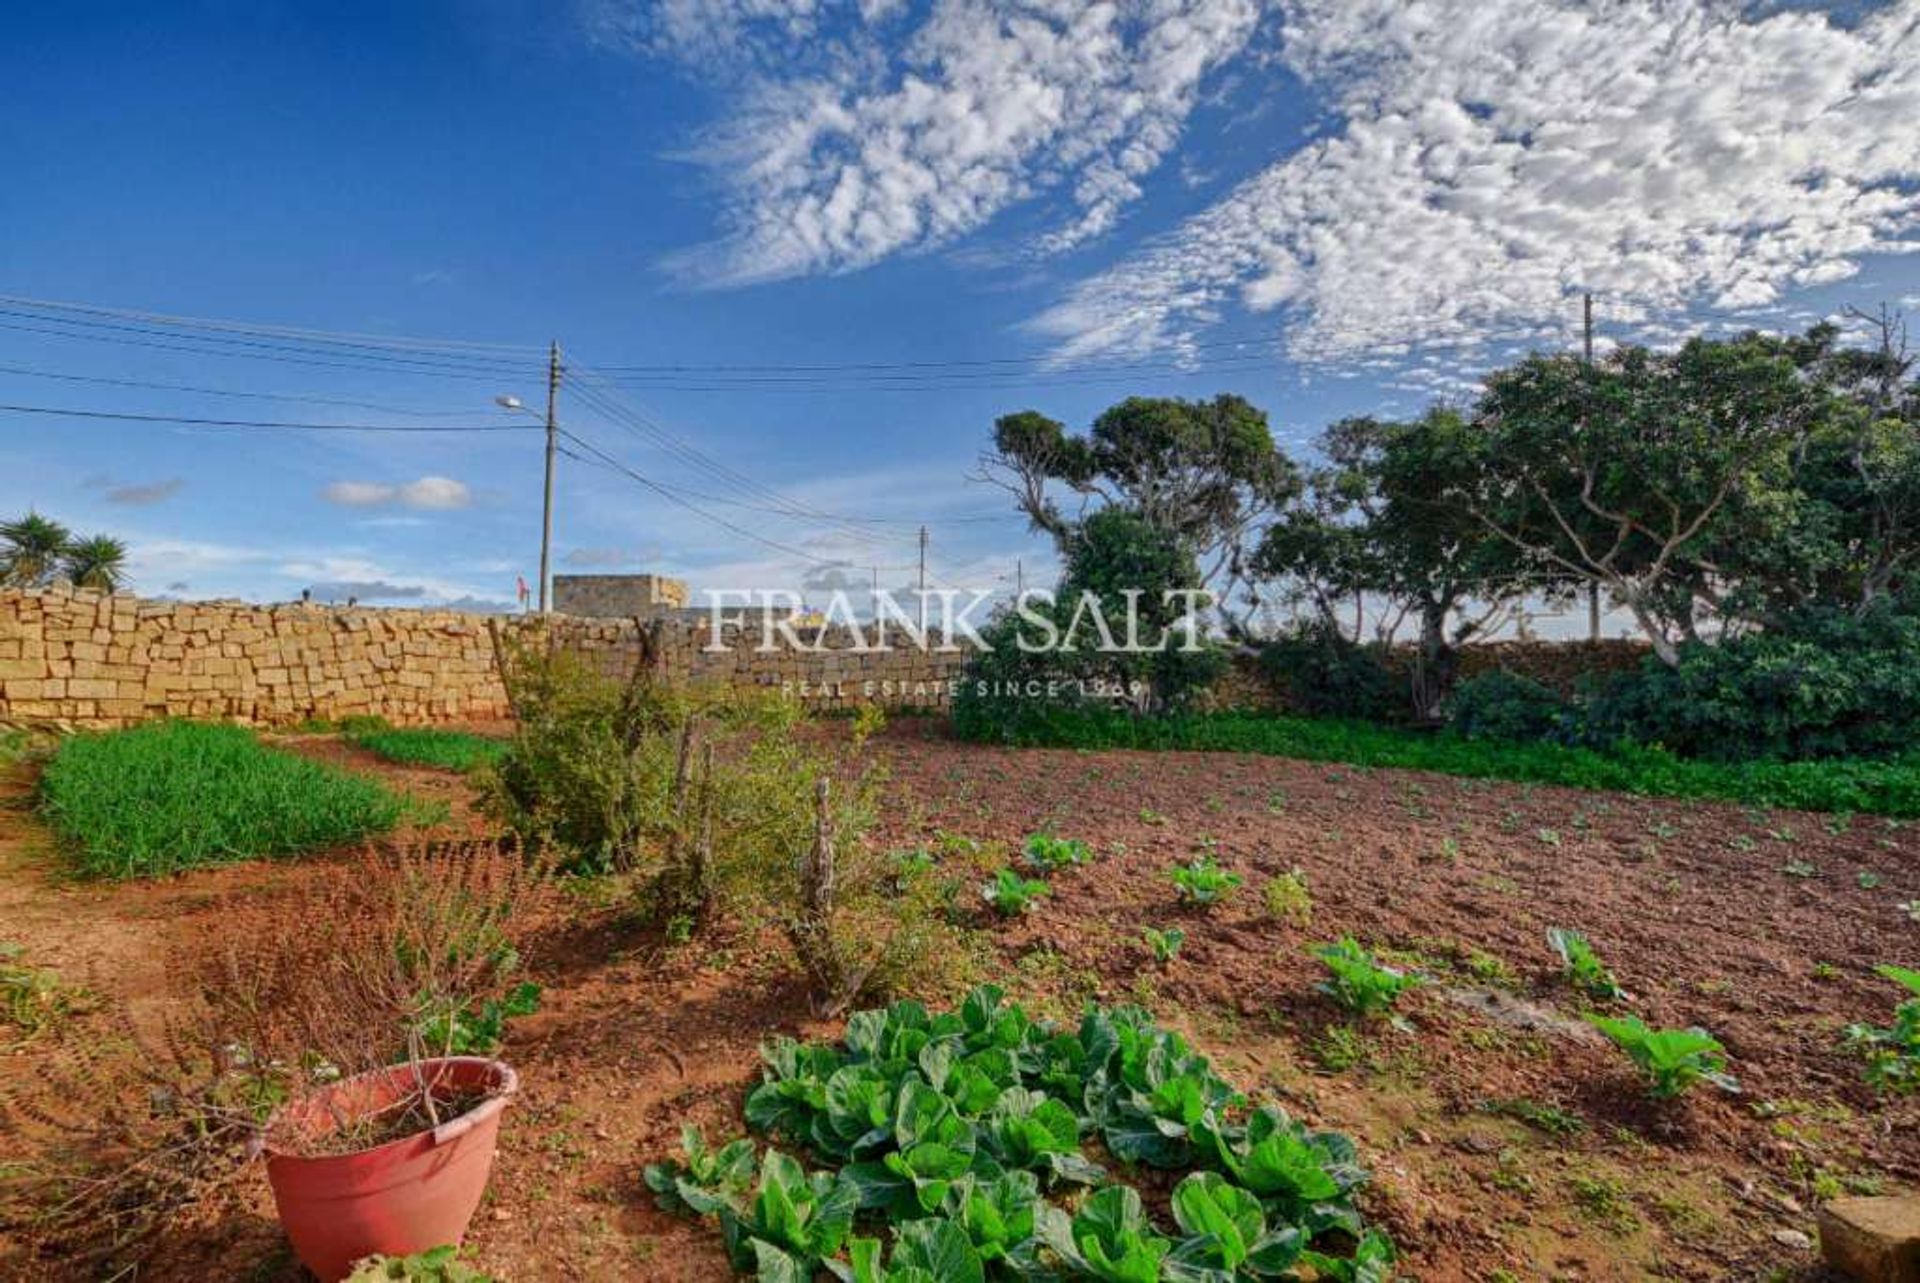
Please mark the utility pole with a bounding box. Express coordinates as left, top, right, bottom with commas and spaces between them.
539, 341, 561, 614
917, 525, 928, 630
1015, 558, 1024, 597
1581, 294, 1600, 643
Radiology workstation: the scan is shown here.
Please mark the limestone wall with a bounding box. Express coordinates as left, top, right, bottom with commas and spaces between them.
0, 588, 971, 730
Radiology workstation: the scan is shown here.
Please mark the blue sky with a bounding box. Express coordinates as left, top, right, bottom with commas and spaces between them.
3, 0, 1917, 612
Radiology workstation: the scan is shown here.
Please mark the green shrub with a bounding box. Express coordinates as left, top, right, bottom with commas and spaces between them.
1261, 869, 1313, 926
1256, 624, 1398, 721
347, 725, 507, 773
39, 721, 424, 878
1447, 670, 1570, 742
1584, 608, 1920, 762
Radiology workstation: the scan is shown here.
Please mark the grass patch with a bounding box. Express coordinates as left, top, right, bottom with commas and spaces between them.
345, 724, 507, 773
39, 721, 435, 878
955, 708, 1920, 817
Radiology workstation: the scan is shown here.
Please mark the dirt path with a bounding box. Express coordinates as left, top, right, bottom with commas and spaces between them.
3, 723, 1916, 1280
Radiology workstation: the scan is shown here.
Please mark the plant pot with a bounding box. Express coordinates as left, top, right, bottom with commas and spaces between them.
263, 1056, 518, 1282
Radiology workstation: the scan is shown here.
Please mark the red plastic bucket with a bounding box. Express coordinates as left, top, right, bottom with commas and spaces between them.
263, 1056, 517, 1282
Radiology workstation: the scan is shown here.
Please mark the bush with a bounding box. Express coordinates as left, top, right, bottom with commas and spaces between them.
1447, 670, 1570, 742
39, 721, 426, 878
1256, 624, 1398, 721
1584, 608, 1920, 761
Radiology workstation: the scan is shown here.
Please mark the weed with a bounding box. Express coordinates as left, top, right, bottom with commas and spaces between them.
346, 725, 507, 773
1567, 1172, 1641, 1234
0, 943, 88, 1045
1535, 827, 1562, 848
1481, 1096, 1586, 1136
1309, 1024, 1369, 1072
1781, 859, 1817, 879
1021, 833, 1093, 872
1261, 868, 1312, 926
1858, 871, 1883, 890
1843, 965, 1920, 1094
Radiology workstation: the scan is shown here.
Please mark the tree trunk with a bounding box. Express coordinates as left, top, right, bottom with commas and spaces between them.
1409, 599, 1458, 722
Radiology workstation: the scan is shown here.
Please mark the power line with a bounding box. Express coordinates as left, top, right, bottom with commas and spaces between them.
0, 402, 539, 432
557, 426, 916, 571
0, 361, 481, 416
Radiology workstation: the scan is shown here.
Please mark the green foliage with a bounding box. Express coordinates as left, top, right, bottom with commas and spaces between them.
1585, 1014, 1739, 1100
1168, 855, 1242, 906
347, 723, 508, 772
1023, 833, 1094, 872
1261, 870, 1312, 927
39, 721, 424, 878
666, 985, 1392, 1281
414, 981, 540, 1056
0, 942, 87, 1046
1843, 964, 1920, 1094
949, 706, 1920, 818
1255, 626, 1398, 722
1447, 672, 1570, 743
646, 1126, 762, 1215
344, 1246, 495, 1282
1, 511, 127, 591
1546, 928, 1623, 1002
1142, 927, 1185, 964
1583, 608, 1920, 762
983, 868, 1050, 917
1312, 938, 1417, 1018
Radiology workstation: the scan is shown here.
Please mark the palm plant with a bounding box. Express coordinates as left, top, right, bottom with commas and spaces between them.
0, 512, 72, 587
62, 535, 129, 592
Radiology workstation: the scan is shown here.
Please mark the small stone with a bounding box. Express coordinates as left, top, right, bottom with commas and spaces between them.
1819, 1195, 1920, 1283
1774, 1228, 1812, 1251
491, 1207, 512, 1223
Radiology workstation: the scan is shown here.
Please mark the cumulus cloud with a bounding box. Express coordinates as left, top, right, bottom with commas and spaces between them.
322, 475, 473, 510
1034, 0, 1920, 366
642, 0, 1266, 284
103, 478, 185, 506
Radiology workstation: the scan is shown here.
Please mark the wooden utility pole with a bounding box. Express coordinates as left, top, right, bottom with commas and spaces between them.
917, 525, 928, 630
1582, 294, 1600, 642
539, 340, 561, 614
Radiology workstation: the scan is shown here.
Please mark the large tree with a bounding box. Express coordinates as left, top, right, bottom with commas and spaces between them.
980, 394, 1299, 630
1255, 410, 1536, 717
1458, 335, 1822, 665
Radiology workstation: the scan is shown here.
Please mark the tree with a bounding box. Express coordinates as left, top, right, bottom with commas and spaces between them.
0, 513, 128, 592
1257, 411, 1537, 717
62, 535, 129, 592
1459, 336, 1821, 665
980, 395, 1299, 630
0, 512, 73, 588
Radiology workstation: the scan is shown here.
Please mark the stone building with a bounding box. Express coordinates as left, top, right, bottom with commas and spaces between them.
551, 573, 688, 619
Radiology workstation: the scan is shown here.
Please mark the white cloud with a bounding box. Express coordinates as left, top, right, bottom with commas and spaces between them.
1033, 0, 1920, 366
647, 0, 1266, 284
322, 475, 473, 510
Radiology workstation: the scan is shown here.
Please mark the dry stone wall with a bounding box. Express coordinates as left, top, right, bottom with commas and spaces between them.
0, 589, 972, 730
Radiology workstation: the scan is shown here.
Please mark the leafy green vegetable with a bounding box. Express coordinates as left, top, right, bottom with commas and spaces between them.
1844, 963, 1920, 1094
1585, 1014, 1739, 1099
842, 1079, 978, 1216
983, 868, 1051, 916
1198, 1105, 1367, 1237
1024, 833, 1095, 872
415, 981, 540, 1056
1168, 856, 1243, 906
1312, 938, 1418, 1017
716, 1149, 861, 1276
1165, 1171, 1305, 1279
835, 1219, 986, 1283
1546, 928, 1622, 1001
1038, 1185, 1171, 1283
979, 1086, 1103, 1183
644, 1125, 758, 1215
1143, 926, 1185, 964
344, 1246, 495, 1282
1090, 1019, 1242, 1169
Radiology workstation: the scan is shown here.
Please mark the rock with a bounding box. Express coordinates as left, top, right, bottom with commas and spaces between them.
1774, 1228, 1813, 1251
1819, 1195, 1920, 1283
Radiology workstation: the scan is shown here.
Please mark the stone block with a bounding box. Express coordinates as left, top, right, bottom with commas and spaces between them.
1821, 1196, 1920, 1283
